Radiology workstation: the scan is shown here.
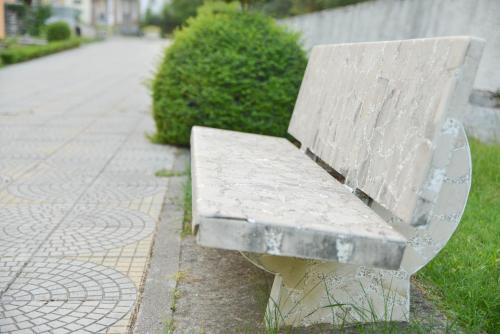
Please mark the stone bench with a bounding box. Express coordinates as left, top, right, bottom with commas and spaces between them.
190, 36, 484, 327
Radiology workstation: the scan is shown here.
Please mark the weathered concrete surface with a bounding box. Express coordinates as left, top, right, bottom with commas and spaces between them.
289, 37, 477, 276
280, 0, 499, 92
0, 38, 174, 333
290, 37, 481, 225
132, 150, 189, 334
191, 126, 406, 269
280, 0, 500, 143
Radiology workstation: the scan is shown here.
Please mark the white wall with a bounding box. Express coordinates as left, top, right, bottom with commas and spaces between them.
280, 0, 500, 142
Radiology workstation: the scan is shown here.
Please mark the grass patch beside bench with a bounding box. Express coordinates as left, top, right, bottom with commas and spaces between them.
182, 171, 192, 238
417, 139, 499, 333
0, 38, 85, 66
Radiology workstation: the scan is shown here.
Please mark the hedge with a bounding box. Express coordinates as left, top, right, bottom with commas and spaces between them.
0, 39, 81, 65
152, 3, 307, 146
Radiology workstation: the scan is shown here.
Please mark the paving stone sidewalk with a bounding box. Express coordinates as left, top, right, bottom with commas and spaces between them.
0, 38, 175, 333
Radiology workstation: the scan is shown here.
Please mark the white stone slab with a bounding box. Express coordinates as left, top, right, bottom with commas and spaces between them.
288, 36, 484, 224
191, 126, 406, 270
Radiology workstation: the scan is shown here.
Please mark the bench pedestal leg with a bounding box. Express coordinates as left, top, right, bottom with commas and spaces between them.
245, 255, 410, 328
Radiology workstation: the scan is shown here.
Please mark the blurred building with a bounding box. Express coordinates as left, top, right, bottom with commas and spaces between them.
46, 0, 140, 35
91, 0, 140, 35
44, 0, 86, 30
0, 0, 3, 38
1, 0, 26, 37
0, 0, 141, 38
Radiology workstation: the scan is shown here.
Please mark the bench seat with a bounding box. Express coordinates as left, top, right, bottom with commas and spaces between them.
191, 126, 406, 270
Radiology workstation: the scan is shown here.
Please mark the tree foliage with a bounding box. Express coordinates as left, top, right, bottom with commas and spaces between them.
145, 0, 369, 34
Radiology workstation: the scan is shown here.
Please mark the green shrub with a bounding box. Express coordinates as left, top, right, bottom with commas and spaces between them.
46, 21, 71, 42
0, 39, 81, 65
152, 3, 307, 146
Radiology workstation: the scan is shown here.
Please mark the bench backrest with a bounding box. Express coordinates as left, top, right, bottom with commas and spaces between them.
289, 37, 483, 228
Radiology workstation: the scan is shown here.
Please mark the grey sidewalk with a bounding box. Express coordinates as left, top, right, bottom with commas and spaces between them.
0, 38, 175, 333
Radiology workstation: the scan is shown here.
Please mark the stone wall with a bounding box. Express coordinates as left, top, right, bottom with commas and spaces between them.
280, 0, 500, 143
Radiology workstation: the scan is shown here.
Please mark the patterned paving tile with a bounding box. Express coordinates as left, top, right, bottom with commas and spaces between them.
0, 143, 59, 160
0, 259, 136, 334
107, 146, 177, 174
0, 257, 29, 294
80, 182, 168, 203
3, 182, 89, 204
36, 206, 156, 257
0, 160, 38, 187
49, 144, 122, 162
0, 39, 171, 333
11, 164, 97, 185
12, 129, 80, 143
0, 205, 70, 257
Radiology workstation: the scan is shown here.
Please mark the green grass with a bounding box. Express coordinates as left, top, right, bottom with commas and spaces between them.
163, 319, 176, 334
154, 166, 190, 235
155, 169, 187, 177
163, 176, 191, 334
262, 274, 458, 334
182, 172, 192, 238
417, 139, 500, 333
263, 320, 456, 334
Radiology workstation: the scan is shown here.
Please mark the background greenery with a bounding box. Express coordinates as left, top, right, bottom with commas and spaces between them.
143, 0, 203, 35
46, 21, 72, 42
143, 0, 370, 35
0, 38, 81, 65
0, 4, 80, 67
152, 2, 307, 145
250, 0, 370, 17
4, 3, 52, 37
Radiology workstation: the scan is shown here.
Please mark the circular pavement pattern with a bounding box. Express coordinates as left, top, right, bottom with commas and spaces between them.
0, 206, 68, 257
0, 258, 25, 294
0, 258, 136, 333
7, 181, 87, 203
20, 163, 98, 185
38, 206, 155, 256
82, 173, 167, 202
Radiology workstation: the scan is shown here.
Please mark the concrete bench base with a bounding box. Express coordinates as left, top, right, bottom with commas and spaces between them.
245, 254, 409, 327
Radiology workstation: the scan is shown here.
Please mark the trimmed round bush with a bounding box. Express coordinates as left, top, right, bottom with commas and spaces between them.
152, 4, 307, 146
47, 21, 71, 42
